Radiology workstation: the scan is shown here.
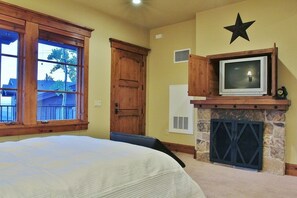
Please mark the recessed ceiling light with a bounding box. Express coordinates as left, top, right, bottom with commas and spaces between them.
132, 0, 142, 5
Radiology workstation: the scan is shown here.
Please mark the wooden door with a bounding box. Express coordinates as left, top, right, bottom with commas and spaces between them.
188, 54, 219, 96
188, 54, 208, 96
110, 39, 150, 135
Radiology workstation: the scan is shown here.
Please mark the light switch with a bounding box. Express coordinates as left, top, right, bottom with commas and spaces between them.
94, 100, 102, 107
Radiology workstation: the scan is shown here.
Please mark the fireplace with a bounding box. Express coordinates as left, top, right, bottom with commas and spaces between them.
210, 119, 263, 170
189, 46, 291, 175
195, 108, 286, 175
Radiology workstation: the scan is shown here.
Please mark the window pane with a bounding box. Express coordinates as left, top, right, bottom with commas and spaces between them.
0, 29, 18, 56
0, 29, 18, 123
37, 92, 76, 121
37, 40, 78, 122
37, 62, 77, 92
38, 40, 78, 65
0, 91, 17, 122
1, 56, 18, 88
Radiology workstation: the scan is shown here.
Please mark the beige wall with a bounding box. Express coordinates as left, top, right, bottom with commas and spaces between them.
195, 0, 297, 164
147, 20, 196, 145
0, 0, 149, 141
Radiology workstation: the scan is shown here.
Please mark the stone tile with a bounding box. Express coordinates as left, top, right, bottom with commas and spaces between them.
270, 146, 285, 161
196, 132, 203, 140
196, 140, 208, 152
263, 146, 270, 157
266, 110, 285, 122
211, 109, 265, 121
202, 132, 210, 142
273, 122, 284, 128
262, 157, 285, 175
263, 134, 272, 147
271, 138, 285, 150
197, 109, 211, 120
264, 122, 273, 135
270, 139, 285, 161
197, 121, 210, 132
195, 151, 210, 162
196, 139, 202, 145
273, 123, 285, 139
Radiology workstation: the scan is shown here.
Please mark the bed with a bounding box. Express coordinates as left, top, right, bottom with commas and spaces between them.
0, 135, 205, 197
110, 131, 186, 168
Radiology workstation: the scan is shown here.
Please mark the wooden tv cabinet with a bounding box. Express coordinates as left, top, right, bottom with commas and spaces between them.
188, 44, 290, 110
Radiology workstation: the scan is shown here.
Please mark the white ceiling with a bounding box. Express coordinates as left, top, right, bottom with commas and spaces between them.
71, 0, 246, 29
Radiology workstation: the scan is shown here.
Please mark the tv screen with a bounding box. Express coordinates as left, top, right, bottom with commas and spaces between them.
219, 56, 267, 96
225, 60, 261, 89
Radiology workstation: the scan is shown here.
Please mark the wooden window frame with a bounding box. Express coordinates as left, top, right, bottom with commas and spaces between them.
0, 2, 93, 136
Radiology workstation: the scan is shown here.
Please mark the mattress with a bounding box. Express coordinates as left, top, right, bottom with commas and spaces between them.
0, 135, 205, 197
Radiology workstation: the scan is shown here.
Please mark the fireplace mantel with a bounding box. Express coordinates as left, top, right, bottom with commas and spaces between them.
191, 96, 291, 111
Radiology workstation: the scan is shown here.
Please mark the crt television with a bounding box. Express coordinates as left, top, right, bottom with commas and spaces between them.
219, 56, 268, 96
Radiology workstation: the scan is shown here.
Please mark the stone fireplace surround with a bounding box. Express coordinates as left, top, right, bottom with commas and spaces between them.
195, 108, 286, 175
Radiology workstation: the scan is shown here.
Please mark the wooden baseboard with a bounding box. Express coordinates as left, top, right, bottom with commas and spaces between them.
162, 142, 195, 155
286, 163, 297, 176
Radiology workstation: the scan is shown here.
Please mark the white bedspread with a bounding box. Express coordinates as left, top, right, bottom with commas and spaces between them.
0, 135, 205, 198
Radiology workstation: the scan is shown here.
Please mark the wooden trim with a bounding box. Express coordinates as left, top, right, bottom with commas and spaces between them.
0, 1, 93, 37
271, 43, 278, 96
206, 47, 276, 60
82, 37, 90, 121
0, 122, 88, 136
191, 97, 291, 111
0, 13, 25, 33
0, 13, 25, 26
110, 47, 117, 132
23, 22, 38, 125
38, 21, 87, 47
39, 26, 85, 43
141, 56, 147, 135
162, 142, 195, 155
109, 38, 150, 56
286, 163, 297, 176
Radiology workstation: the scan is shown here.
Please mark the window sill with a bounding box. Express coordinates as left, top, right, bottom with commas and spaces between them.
0, 121, 88, 136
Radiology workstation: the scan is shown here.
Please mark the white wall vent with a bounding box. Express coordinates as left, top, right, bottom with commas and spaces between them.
173, 116, 189, 130
174, 48, 190, 63
169, 84, 194, 134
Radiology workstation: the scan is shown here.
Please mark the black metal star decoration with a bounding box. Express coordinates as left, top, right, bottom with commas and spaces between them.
224, 13, 255, 44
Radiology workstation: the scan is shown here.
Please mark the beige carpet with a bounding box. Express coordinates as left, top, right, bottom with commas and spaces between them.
176, 153, 297, 198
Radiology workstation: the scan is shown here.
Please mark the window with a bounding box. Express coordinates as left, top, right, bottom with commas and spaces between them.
0, 2, 93, 136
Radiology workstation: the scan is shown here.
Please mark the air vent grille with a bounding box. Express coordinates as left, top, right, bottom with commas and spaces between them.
174, 48, 190, 63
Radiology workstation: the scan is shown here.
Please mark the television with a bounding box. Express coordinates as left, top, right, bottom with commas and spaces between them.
219, 56, 268, 96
